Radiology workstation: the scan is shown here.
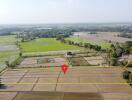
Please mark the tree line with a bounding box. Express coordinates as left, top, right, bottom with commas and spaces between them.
16, 29, 73, 42
57, 36, 131, 66
56, 36, 102, 51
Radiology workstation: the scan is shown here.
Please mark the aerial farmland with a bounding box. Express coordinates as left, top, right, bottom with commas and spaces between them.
0, 24, 132, 100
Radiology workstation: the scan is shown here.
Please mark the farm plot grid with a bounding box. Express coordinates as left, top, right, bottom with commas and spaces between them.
0, 67, 132, 100
19, 56, 68, 68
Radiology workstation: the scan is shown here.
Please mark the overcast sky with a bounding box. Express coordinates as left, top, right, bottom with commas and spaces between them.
0, 0, 132, 24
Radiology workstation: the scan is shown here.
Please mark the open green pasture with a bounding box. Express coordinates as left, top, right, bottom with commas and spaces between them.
20, 38, 81, 53
0, 35, 18, 44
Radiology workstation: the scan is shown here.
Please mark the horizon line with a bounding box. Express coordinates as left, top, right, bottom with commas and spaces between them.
0, 22, 132, 25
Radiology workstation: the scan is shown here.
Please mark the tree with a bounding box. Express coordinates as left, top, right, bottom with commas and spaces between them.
106, 44, 118, 66
94, 45, 101, 51
79, 42, 83, 47
116, 47, 123, 57
71, 41, 74, 45
84, 43, 88, 48
68, 40, 72, 45
110, 44, 116, 50
123, 70, 131, 79
122, 43, 130, 54
5, 61, 9, 67
110, 57, 118, 66
19, 52, 22, 57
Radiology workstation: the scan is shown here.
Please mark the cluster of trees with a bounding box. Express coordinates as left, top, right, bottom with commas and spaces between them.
118, 32, 132, 38
17, 29, 73, 42
57, 36, 131, 66
89, 32, 97, 34
17, 32, 35, 42
59, 24, 132, 33
106, 42, 131, 66
1, 23, 132, 36
32, 29, 72, 38
57, 37, 127, 66
83, 42, 102, 51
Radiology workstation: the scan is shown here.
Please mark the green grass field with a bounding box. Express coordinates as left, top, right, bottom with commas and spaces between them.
20, 38, 81, 53
0, 51, 20, 71
0, 51, 19, 61
66, 36, 111, 49
0, 35, 18, 44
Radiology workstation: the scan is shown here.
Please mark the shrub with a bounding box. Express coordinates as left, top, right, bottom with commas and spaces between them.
5, 61, 9, 67
9, 56, 24, 68
122, 70, 131, 80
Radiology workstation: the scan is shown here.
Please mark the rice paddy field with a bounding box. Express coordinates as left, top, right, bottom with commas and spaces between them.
1, 67, 132, 100
20, 38, 82, 53
0, 35, 18, 44
0, 34, 132, 100
0, 35, 20, 71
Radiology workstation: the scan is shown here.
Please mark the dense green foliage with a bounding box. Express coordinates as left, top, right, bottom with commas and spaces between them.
17, 29, 72, 42
106, 43, 131, 66
57, 36, 109, 52
123, 70, 131, 80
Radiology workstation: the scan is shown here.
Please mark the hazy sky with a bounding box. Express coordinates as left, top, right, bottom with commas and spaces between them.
0, 0, 132, 24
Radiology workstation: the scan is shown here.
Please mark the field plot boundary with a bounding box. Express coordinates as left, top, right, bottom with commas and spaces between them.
1, 82, 129, 85
1, 67, 127, 85
1, 67, 131, 93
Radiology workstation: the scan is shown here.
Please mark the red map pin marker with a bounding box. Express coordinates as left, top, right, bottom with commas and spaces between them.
61, 64, 68, 74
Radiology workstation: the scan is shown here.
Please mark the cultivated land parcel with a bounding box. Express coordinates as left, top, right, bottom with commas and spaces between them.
0, 35, 19, 71
20, 38, 81, 53
67, 32, 132, 49
0, 36, 82, 71
1, 67, 132, 100
0, 32, 132, 100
